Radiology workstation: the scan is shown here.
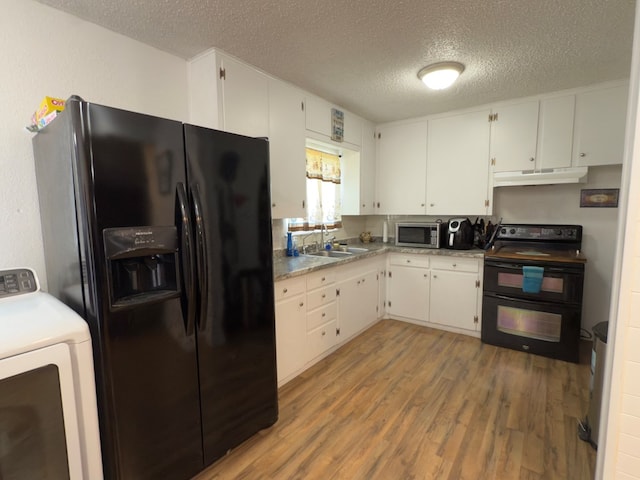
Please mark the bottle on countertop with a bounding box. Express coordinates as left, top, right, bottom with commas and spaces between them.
286, 232, 293, 257
382, 220, 388, 243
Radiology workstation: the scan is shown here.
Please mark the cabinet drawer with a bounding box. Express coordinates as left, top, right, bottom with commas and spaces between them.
307, 320, 337, 361
388, 254, 430, 268
307, 285, 337, 310
307, 270, 336, 290
275, 277, 306, 302
307, 302, 337, 331
430, 256, 479, 273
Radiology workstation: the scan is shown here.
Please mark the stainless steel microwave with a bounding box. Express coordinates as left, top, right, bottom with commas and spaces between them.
395, 222, 442, 248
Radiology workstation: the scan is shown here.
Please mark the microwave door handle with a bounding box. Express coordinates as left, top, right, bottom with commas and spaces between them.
448, 232, 454, 247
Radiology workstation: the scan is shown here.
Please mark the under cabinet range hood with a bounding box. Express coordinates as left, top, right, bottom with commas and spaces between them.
493, 167, 588, 187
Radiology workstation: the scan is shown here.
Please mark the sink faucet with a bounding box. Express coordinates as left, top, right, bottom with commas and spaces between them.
300, 232, 317, 254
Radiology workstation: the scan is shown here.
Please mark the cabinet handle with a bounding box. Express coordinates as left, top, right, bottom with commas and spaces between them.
406, 259, 411, 263
362, 278, 366, 283
430, 203, 435, 207
272, 203, 276, 207
580, 152, 586, 157
452, 263, 457, 267
322, 294, 326, 298
421, 203, 425, 207
432, 274, 437, 279
321, 277, 325, 281
322, 330, 326, 336
299, 302, 304, 307
357, 280, 361, 285
322, 312, 326, 317
283, 288, 288, 294
362, 203, 366, 208
529, 157, 535, 162
424, 274, 428, 278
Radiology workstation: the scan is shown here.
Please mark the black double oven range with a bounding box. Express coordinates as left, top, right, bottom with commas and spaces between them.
482, 224, 586, 363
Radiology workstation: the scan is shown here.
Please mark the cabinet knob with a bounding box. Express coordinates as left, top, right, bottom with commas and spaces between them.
580, 152, 586, 157
321, 277, 325, 281
430, 203, 435, 207
529, 157, 535, 162
322, 312, 326, 317
322, 294, 326, 298
424, 274, 428, 278
299, 302, 304, 307
362, 278, 366, 283
357, 280, 361, 285
406, 259, 411, 263
452, 263, 457, 267
362, 203, 366, 208
432, 274, 437, 279
322, 330, 326, 336
421, 203, 425, 207
283, 288, 288, 294
272, 203, 276, 207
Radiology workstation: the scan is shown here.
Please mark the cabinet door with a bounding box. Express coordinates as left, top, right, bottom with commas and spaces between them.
429, 270, 479, 331
387, 266, 429, 322
427, 110, 491, 215
218, 54, 269, 137
275, 294, 307, 384
490, 101, 539, 172
376, 121, 427, 214
573, 84, 628, 166
537, 95, 575, 169
268, 79, 306, 219
360, 121, 376, 214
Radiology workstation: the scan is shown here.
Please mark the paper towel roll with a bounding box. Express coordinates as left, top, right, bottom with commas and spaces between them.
382, 221, 388, 243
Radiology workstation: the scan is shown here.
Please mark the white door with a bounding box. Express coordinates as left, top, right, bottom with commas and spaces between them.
387, 266, 429, 322
429, 270, 479, 331
427, 109, 491, 215
376, 121, 427, 214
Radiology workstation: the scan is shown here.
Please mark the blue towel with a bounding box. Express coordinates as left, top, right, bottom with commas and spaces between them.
522, 266, 544, 293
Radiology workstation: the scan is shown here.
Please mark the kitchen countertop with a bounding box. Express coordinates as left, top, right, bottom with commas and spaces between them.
273, 243, 486, 281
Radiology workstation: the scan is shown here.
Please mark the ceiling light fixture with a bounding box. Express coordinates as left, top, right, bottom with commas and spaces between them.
418, 62, 465, 90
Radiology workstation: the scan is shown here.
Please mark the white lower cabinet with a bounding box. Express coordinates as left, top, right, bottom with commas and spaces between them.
386, 254, 430, 322
274, 277, 307, 384
428, 257, 482, 332
336, 260, 379, 342
386, 253, 483, 335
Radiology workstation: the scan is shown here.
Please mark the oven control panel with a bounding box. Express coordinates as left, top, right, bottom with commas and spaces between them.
497, 224, 582, 242
0, 269, 38, 299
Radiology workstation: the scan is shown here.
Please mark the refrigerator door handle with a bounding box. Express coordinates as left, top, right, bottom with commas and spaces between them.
176, 182, 196, 336
190, 184, 208, 330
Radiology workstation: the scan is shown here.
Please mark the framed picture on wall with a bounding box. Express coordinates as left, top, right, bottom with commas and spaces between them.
580, 188, 620, 208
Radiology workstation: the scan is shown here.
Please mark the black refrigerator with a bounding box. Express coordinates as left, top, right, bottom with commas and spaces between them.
32, 97, 278, 480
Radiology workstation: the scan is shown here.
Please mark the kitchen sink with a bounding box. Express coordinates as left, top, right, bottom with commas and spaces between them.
306, 250, 354, 258
345, 247, 369, 253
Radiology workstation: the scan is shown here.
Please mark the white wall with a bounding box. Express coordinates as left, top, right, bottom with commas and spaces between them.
0, 1, 188, 286
601, 1, 640, 476
493, 165, 622, 332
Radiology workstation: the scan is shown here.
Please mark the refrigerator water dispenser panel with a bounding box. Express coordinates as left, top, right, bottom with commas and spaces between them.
104, 226, 180, 309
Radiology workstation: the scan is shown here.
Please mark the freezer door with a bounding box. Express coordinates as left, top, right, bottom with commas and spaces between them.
85, 104, 202, 480
184, 125, 278, 467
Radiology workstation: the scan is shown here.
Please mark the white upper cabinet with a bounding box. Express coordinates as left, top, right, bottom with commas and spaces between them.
267, 79, 307, 219
218, 53, 269, 138
490, 101, 539, 173
360, 120, 376, 215
573, 84, 628, 166
536, 95, 575, 169
305, 96, 363, 146
375, 121, 428, 215
427, 109, 491, 215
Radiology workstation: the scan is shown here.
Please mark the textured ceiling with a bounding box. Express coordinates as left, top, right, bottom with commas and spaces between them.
35, 0, 636, 123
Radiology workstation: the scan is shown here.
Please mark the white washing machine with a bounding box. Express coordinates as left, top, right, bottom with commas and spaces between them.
0, 268, 102, 479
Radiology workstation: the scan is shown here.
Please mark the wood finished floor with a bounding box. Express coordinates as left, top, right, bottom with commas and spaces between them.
193, 319, 596, 480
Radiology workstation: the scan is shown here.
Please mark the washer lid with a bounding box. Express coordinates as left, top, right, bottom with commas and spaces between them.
0, 292, 90, 360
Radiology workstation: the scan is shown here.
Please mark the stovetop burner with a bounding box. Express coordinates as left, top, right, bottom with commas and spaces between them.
486, 224, 586, 264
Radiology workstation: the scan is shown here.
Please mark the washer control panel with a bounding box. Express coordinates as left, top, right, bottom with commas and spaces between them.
0, 269, 38, 298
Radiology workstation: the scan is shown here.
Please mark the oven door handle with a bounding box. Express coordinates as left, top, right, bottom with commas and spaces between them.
486, 262, 580, 274
484, 291, 582, 308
